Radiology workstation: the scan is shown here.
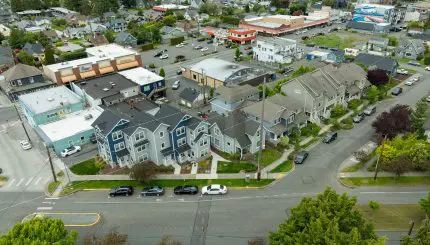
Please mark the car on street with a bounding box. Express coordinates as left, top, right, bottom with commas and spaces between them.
294, 151, 309, 164
153, 51, 163, 57
172, 80, 180, 90
202, 184, 227, 195
109, 186, 133, 197
20, 140, 32, 150
425, 66, 430, 71
391, 87, 403, 96
194, 45, 203, 50
306, 43, 316, 47
160, 54, 169, 59
201, 47, 209, 52
175, 55, 186, 62
301, 36, 309, 40
174, 185, 199, 195
426, 95, 430, 102
390, 27, 402, 32
397, 69, 409, 75
322, 132, 338, 144
196, 37, 205, 42
61, 145, 81, 157
176, 69, 182, 75
405, 78, 416, 86
207, 39, 213, 44
408, 61, 421, 66
175, 43, 184, 48
363, 105, 376, 116
141, 186, 165, 196
353, 112, 365, 123
225, 44, 232, 48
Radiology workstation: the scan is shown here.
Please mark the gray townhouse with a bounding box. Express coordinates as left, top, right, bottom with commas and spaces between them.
210, 84, 260, 115
92, 100, 211, 167
208, 112, 263, 158
281, 63, 369, 124
395, 39, 425, 60
242, 94, 308, 141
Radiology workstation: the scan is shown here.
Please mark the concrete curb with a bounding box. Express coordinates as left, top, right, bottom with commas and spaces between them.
337, 177, 356, 189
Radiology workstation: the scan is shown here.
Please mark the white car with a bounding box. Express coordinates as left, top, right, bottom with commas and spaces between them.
425, 66, 430, 71
175, 43, 184, 48
202, 184, 227, 195
426, 95, 430, 103
20, 140, 32, 150
61, 146, 81, 157
201, 47, 209, 52
172, 80, 180, 90
397, 69, 409, 75
405, 79, 415, 86
160, 54, 169, 59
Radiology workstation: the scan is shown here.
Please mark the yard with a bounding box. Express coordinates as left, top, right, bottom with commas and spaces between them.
217, 161, 257, 174
61, 179, 274, 195
303, 34, 362, 49
258, 148, 283, 167
270, 160, 293, 173
69, 158, 104, 175
340, 176, 430, 187
358, 204, 425, 230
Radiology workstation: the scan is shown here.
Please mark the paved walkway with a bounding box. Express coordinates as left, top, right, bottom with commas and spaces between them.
339, 171, 430, 178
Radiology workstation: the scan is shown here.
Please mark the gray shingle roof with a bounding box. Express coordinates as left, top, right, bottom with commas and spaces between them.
75, 73, 137, 100
355, 53, 398, 73
346, 21, 375, 31
215, 84, 260, 104
23, 43, 44, 55
179, 87, 200, 102
3, 63, 42, 82
114, 31, 136, 43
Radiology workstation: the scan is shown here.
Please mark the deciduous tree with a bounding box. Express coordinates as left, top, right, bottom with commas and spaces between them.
44, 45, 55, 65
104, 30, 115, 43
381, 155, 413, 179
0, 217, 77, 244
401, 216, 430, 245
411, 98, 429, 133
83, 227, 128, 245
121, 0, 136, 8
372, 104, 412, 138
269, 187, 384, 245
17, 51, 35, 66
419, 192, 430, 216
8, 27, 26, 49
367, 69, 389, 86
129, 162, 157, 183
159, 68, 165, 77
199, 2, 218, 16
163, 15, 177, 27
366, 85, 379, 103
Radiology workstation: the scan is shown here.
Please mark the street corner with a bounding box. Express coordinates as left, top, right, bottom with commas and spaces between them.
23, 212, 101, 227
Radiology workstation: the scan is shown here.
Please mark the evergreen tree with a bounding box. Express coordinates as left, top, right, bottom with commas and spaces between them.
159, 68, 165, 77
411, 98, 429, 133
44, 46, 55, 65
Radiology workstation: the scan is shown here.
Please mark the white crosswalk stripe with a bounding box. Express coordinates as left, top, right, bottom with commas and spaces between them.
25, 177, 34, 186
6, 178, 15, 188
15, 178, 24, 187
34, 177, 42, 185
1, 176, 52, 190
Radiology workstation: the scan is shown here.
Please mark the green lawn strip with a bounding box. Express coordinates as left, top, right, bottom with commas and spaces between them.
341, 161, 366, 173
69, 158, 102, 175
357, 204, 424, 231
340, 176, 430, 187
61, 179, 274, 195
403, 68, 417, 74
270, 160, 293, 173
260, 148, 283, 167
303, 34, 356, 49
47, 181, 61, 194
0, 176, 9, 181
217, 161, 256, 173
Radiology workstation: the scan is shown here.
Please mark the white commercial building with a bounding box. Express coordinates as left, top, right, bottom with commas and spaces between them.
253, 37, 300, 64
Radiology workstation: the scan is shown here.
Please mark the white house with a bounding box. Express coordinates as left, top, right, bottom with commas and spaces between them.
253, 37, 301, 64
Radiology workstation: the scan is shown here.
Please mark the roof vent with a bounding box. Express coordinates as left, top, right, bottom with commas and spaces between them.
84, 114, 93, 120
103, 88, 110, 91
110, 83, 116, 86
47, 97, 54, 102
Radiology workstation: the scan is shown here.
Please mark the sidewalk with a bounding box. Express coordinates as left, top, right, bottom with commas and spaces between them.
339, 171, 430, 178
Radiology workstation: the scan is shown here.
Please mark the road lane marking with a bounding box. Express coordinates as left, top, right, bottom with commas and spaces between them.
16, 178, 24, 187
6, 178, 16, 188
42, 202, 56, 204
34, 177, 42, 185
25, 177, 34, 186
37, 207, 53, 210
45, 197, 59, 200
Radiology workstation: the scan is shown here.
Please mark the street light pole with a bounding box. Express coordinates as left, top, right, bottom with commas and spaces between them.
256, 77, 266, 181
373, 134, 387, 181
45, 144, 57, 183
13, 104, 31, 143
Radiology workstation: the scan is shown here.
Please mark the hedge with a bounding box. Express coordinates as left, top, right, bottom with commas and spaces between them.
221, 16, 240, 25
170, 36, 185, 45
60, 50, 87, 61
140, 43, 154, 51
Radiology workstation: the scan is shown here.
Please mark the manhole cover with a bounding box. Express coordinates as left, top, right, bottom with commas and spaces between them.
302, 176, 315, 184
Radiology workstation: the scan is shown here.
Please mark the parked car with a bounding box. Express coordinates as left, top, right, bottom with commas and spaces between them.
172, 80, 180, 90
89, 134, 97, 143
174, 185, 199, 195
175, 55, 186, 62
141, 186, 165, 196
294, 151, 309, 164
201, 47, 209, 52
20, 140, 32, 150
322, 132, 338, 144
353, 112, 365, 123
160, 54, 169, 59
329, 48, 339, 51
225, 44, 232, 48
109, 186, 133, 197
391, 87, 403, 96
202, 184, 227, 195
60, 145, 81, 157
194, 45, 203, 50
363, 105, 376, 116
405, 77, 417, 86
175, 43, 184, 48
319, 46, 329, 50
153, 51, 163, 57
408, 61, 421, 66
425, 66, 430, 71
397, 69, 409, 75
207, 39, 213, 44
426, 95, 430, 103
244, 46, 252, 50
390, 27, 402, 32
279, 67, 294, 74
301, 36, 309, 40
196, 37, 205, 42
176, 69, 182, 75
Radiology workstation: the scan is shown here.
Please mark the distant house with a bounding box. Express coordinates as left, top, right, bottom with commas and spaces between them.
114, 31, 138, 47
0, 24, 11, 37
22, 43, 45, 62
64, 27, 88, 39
210, 84, 260, 115
326, 50, 345, 64
253, 37, 299, 64
178, 88, 207, 108
367, 38, 389, 56
88, 33, 109, 46
355, 53, 398, 76
34, 17, 51, 30
0, 47, 15, 70
67, 14, 88, 27
160, 26, 185, 43
0, 63, 56, 100
103, 12, 116, 21
15, 20, 33, 30
56, 43, 84, 53
395, 39, 425, 60
43, 30, 61, 43
106, 19, 127, 32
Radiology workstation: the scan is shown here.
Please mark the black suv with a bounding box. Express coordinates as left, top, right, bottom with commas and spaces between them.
109, 186, 133, 197
294, 151, 309, 164
322, 132, 338, 144
174, 185, 199, 195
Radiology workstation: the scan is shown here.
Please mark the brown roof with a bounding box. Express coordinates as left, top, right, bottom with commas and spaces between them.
3, 63, 42, 82
88, 33, 109, 46
43, 30, 58, 38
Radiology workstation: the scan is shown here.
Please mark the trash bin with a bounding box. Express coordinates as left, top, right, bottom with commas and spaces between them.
245, 174, 250, 183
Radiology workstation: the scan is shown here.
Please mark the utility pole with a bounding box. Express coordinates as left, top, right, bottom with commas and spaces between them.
408, 221, 415, 236
13, 104, 31, 143
256, 77, 266, 181
373, 134, 388, 181
46, 144, 57, 183
201, 68, 206, 105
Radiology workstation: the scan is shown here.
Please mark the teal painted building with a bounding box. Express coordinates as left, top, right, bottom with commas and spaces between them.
18, 86, 84, 127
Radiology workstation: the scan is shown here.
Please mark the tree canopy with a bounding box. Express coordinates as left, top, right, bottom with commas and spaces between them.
0, 217, 77, 244
17, 51, 35, 66
419, 192, 430, 216
401, 216, 430, 245
367, 69, 389, 86
44, 45, 56, 65
411, 98, 429, 133
83, 227, 128, 245
199, 2, 219, 16
372, 104, 412, 138
129, 162, 157, 183
269, 188, 384, 245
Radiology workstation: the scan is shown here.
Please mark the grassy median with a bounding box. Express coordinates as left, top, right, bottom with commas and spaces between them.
340, 176, 430, 187
61, 179, 274, 195
270, 160, 293, 173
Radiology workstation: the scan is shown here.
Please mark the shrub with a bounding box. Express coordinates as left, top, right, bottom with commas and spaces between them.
54, 41, 64, 47
341, 116, 353, 125
368, 200, 380, 210
424, 55, 430, 65
170, 36, 185, 45
300, 123, 321, 137
330, 104, 347, 118
60, 50, 87, 61
148, 63, 156, 68
140, 43, 154, 51
331, 121, 341, 130
347, 99, 362, 110
220, 15, 240, 25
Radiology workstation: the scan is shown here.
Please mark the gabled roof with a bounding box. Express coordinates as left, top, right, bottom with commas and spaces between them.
179, 87, 200, 102
114, 31, 137, 43
397, 39, 425, 54
23, 43, 44, 55
355, 53, 398, 72
3, 63, 42, 82
214, 84, 259, 104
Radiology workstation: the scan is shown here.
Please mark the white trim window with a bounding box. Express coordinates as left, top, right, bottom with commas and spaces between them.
214, 128, 220, 135
138, 154, 148, 162
159, 131, 164, 138
136, 144, 147, 153
114, 142, 125, 152
200, 137, 208, 147
197, 127, 205, 133
112, 131, 123, 141
176, 126, 185, 136
178, 137, 186, 147
287, 114, 295, 124
135, 131, 145, 141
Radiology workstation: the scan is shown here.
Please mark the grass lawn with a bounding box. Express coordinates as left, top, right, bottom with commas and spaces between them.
48, 181, 61, 194
341, 161, 366, 173
217, 161, 257, 173
303, 34, 357, 49
357, 204, 425, 231
340, 176, 430, 187
403, 68, 418, 74
270, 160, 293, 173
259, 148, 283, 167
61, 179, 274, 195
69, 158, 103, 175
